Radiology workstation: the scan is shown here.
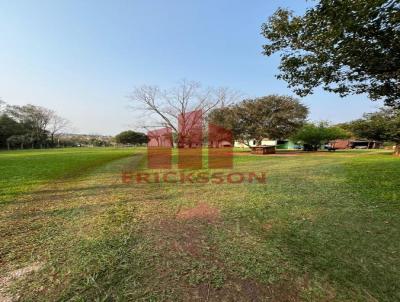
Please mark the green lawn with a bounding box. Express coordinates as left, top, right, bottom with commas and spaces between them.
0, 147, 136, 203
0, 148, 399, 301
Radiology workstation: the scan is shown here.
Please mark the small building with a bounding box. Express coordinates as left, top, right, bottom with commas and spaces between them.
329, 139, 350, 149
329, 139, 383, 149
234, 139, 299, 149
209, 140, 232, 148
250, 145, 276, 154
349, 140, 383, 149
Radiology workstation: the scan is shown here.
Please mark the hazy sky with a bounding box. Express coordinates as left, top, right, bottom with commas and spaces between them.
0, 0, 383, 135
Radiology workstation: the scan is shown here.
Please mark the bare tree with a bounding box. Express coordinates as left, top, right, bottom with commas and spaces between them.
48, 113, 70, 147
213, 87, 243, 108
129, 80, 241, 134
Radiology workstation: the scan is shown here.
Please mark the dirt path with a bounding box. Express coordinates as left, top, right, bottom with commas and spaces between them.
0, 263, 42, 302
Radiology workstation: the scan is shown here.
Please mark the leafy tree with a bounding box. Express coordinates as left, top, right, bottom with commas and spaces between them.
0, 101, 71, 149
6, 135, 31, 150
6, 104, 52, 148
262, 0, 400, 107
207, 106, 237, 133
341, 108, 400, 155
339, 111, 390, 142
0, 114, 23, 149
115, 130, 148, 145
292, 122, 350, 151
209, 95, 308, 146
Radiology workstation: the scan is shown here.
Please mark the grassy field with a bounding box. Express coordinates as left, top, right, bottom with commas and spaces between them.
0, 148, 399, 301
0, 148, 136, 204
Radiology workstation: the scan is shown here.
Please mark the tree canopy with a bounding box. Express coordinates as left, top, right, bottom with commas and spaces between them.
115, 130, 148, 145
340, 107, 400, 154
262, 0, 400, 107
339, 110, 390, 142
0, 114, 24, 149
292, 122, 350, 151
209, 95, 308, 146
0, 101, 70, 149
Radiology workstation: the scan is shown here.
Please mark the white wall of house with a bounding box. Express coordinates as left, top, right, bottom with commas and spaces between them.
234, 139, 277, 148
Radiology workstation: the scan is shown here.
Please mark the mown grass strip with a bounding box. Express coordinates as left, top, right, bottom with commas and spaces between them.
0, 148, 138, 204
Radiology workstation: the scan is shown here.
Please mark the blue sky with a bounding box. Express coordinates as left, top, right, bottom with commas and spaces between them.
0, 0, 383, 135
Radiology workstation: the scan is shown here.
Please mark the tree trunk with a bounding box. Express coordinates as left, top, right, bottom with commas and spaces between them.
395, 144, 400, 156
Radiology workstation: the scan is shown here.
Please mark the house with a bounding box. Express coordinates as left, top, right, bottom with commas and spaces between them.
234, 139, 299, 149
209, 140, 232, 148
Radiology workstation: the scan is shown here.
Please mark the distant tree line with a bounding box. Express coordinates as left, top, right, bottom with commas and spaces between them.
208, 95, 400, 154
284, 108, 400, 154
339, 107, 400, 155
58, 134, 115, 148
0, 100, 70, 150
